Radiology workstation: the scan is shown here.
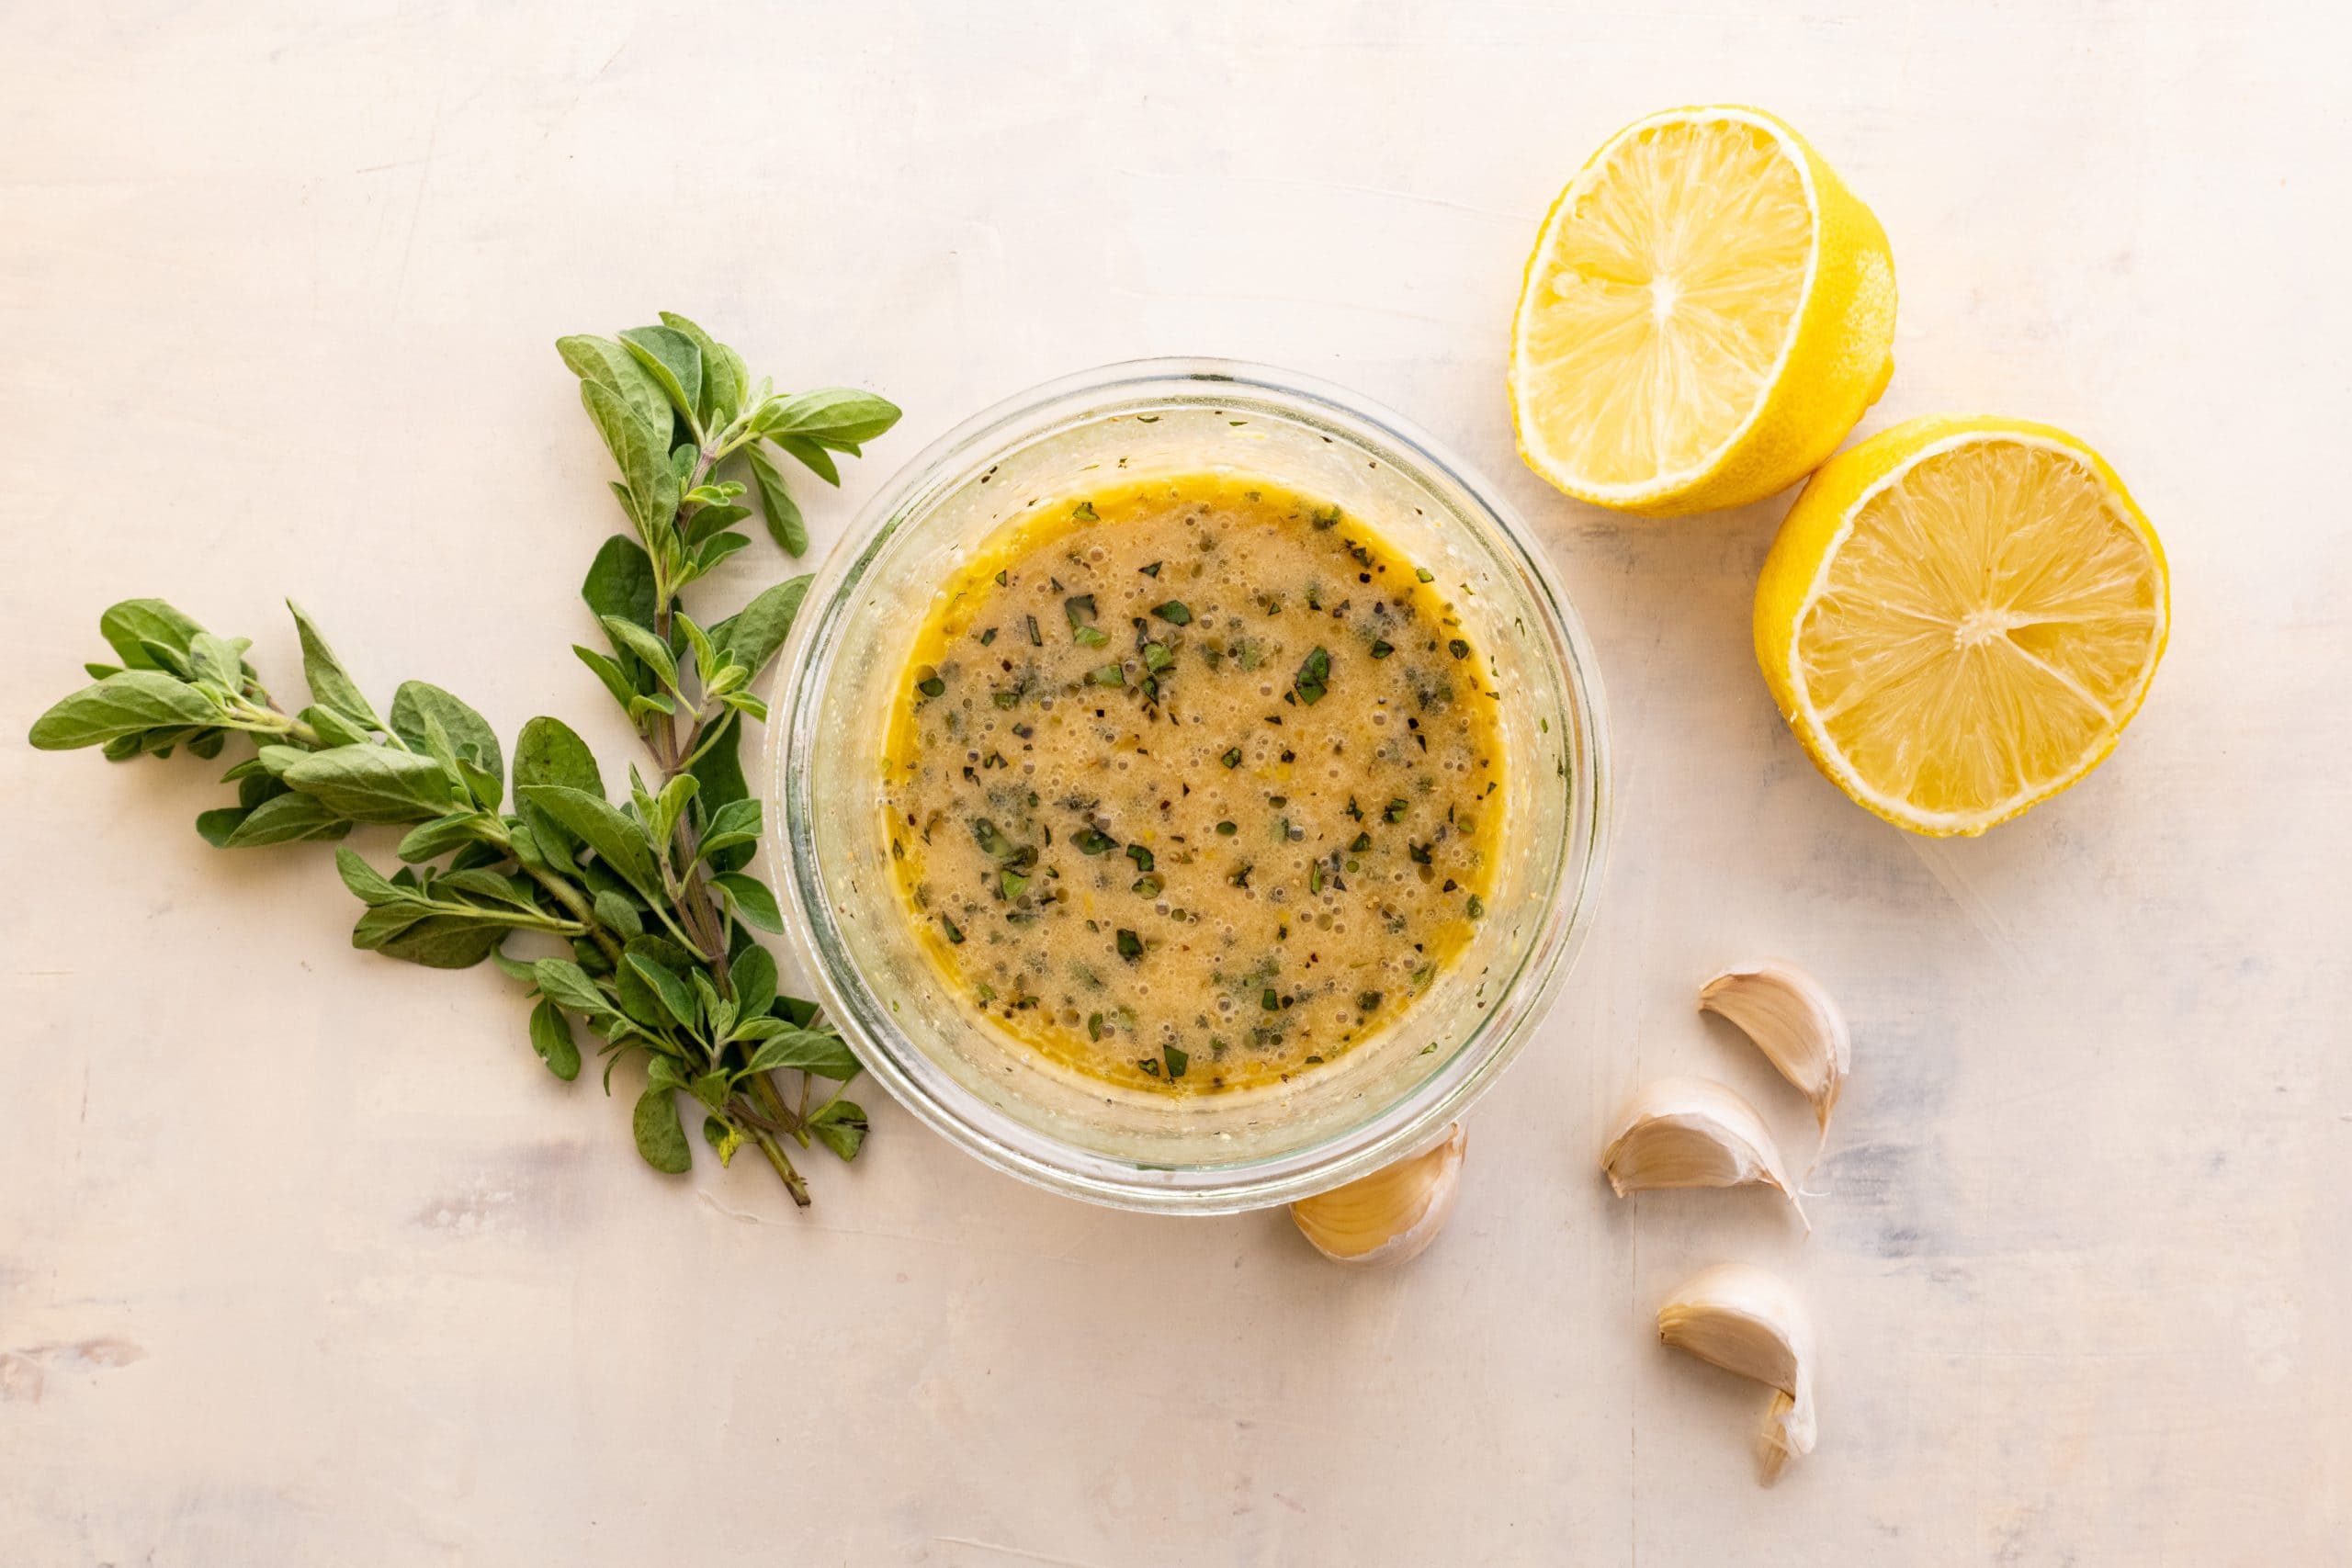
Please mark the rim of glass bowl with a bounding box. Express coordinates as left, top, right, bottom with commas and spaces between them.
764, 358, 1611, 1213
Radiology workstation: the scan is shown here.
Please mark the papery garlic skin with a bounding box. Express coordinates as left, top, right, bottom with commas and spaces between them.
1290, 1123, 1465, 1268
1657, 1262, 1818, 1484
1758, 1391, 1808, 1483
1700, 961, 1851, 1146
1600, 1077, 1808, 1230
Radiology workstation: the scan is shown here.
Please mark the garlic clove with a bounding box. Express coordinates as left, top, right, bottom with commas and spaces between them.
1657, 1262, 1818, 1485
1290, 1123, 1465, 1268
1699, 961, 1851, 1148
1600, 1077, 1808, 1231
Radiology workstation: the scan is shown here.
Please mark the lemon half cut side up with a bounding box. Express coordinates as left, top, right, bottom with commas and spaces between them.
1510, 105, 1897, 518
1755, 416, 2169, 836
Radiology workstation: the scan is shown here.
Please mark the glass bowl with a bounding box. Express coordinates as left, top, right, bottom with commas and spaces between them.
764, 359, 1609, 1213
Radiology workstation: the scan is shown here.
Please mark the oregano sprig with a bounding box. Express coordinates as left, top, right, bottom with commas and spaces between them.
28, 312, 899, 1207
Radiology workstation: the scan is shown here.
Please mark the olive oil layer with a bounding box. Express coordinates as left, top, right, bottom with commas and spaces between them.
882, 474, 1504, 1092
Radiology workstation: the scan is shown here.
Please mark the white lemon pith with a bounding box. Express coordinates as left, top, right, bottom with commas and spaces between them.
1510, 106, 1895, 517
1755, 416, 2168, 836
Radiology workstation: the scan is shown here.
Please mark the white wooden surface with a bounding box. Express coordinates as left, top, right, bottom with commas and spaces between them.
3, 3, 2346, 1562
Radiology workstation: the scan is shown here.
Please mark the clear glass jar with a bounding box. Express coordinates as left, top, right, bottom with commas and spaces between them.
764, 360, 1610, 1213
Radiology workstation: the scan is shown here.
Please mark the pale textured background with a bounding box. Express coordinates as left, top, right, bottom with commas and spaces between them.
3, 2, 2346, 1563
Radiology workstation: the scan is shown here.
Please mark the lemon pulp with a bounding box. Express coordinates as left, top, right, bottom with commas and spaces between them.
1519, 119, 1810, 489
1758, 419, 2168, 834
1510, 105, 1894, 517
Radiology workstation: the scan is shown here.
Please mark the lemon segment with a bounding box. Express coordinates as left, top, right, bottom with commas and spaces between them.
1755, 415, 2168, 836
1510, 106, 1896, 517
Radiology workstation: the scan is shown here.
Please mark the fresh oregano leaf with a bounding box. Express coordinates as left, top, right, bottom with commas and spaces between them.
729, 942, 778, 1021
625, 949, 701, 1028
434, 868, 542, 913
556, 333, 674, 447
28, 671, 220, 750
674, 613, 722, 689
220, 790, 351, 847
718, 576, 811, 680
532, 957, 616, 1017
135, 638, 196, 679
487, 943, 537, 982
285, 600, 381, 728
617, 325, 706, 432
514, 716, 604, 795
717, 691, 767, 722
767, 431, 840, 487
514, 793, 580, 872
741, 1028, 860, 1081
528, 998, 582, 1080
389, 682, 503, 807
684, 502, 753, 545
98, 599, 205, 671
808, 1098, 869, 1161
711, 871, 784, 933
756, 388, 902, 447
582, 536, 660, 629
744, 444, 808, 558
646, 772, 699, 852
299, 705, 372, 749
656, 311, 745, 427
254, 745, 310, 779
697, 796, 761, 860
334, 846, 409, 906
573, 645, 639, 710
581, 379, 679, 536
631, 1085, 693, 1174
592, 888, 644, 941
395, 811, 481, 863
706, 976, 742, 1049
356, 909, 507, 969
515, 784, 662, 902
686, 718, 752, 871
194, 807, 250, 847
187, 632, 249, 688
690, 529, 752, 577
281, 746, 458, 824
600, 615, 680, 691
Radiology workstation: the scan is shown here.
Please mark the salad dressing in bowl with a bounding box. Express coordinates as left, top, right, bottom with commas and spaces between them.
882, 473, 1505, 1092
768, 361, 1608, 1212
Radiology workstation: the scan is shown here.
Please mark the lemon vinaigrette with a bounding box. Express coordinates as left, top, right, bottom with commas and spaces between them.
880, 475, 1507, 1092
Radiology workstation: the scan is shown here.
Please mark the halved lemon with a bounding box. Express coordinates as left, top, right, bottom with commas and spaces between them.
1755, 415, 2168, 836
1510, 106, 1896, 517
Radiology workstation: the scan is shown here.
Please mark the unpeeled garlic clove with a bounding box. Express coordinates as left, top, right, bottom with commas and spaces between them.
1600, 1077, 1807, 1231
1657, 1262, 1818, 1485
1290, 1123, 1465, 1268
1699, 961, 1850, 1147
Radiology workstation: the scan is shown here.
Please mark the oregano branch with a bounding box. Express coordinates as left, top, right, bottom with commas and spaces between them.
29, 311, 899, 1206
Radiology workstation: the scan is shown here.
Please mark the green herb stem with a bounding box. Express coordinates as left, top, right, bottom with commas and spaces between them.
750, 1122, 810, 1208
31, 312, 895, 1205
